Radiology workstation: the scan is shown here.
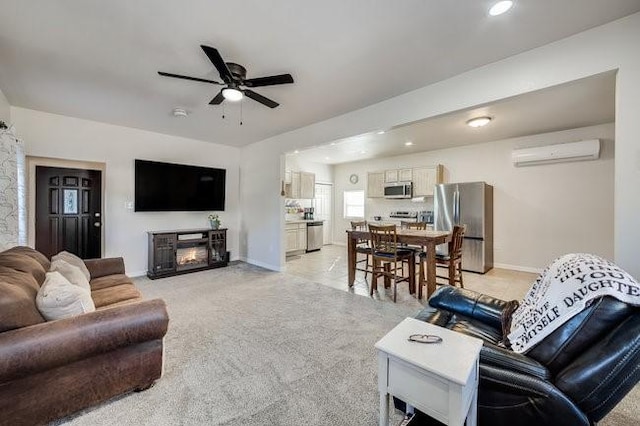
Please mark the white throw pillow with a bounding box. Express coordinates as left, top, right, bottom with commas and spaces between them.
36, 271, 95, 321
51, 251, 91, 281
50, 258, 91, 292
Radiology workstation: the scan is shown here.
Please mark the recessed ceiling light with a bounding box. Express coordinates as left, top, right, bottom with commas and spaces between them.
294, 150, 299, 154
330, 142, 336, 146
376, 130, 385, 135
405, 141, 413, 146
360, 150, 366, 154
489, 1, 513, 16
325, 156, 330, 160
466, 116, 492, 128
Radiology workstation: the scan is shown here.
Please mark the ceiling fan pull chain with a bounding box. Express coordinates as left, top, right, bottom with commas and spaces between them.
222, 103, 225, 120
240, 99, 243, 125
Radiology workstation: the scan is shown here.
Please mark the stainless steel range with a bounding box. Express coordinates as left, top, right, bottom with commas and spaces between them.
389, 211, 418, 220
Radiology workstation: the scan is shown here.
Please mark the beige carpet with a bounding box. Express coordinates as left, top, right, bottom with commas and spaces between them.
57, 262, 638, 425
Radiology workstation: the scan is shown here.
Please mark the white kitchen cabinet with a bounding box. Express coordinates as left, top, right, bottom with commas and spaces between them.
398, 168, 412, 182
412, 165, 444, 197
367, 172, 385, 198
286, 226, 299, 252
285, 171, 315, 199
299, 172, 315, 199
297, 225, 307, 250
384, 168, 412, 183
285, 222, 308, 253
384, 169, 398, 183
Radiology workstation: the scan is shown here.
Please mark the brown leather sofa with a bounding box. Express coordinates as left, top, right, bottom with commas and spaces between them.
0, 246, 169, 425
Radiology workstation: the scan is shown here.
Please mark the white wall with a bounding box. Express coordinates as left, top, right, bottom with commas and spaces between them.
240, 13, 640, 278
0, 88, 10, 123
332, 124, 615, 272
11, 107, 241, 276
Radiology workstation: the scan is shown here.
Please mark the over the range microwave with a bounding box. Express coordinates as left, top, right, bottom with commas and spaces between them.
384, 182, 412, 199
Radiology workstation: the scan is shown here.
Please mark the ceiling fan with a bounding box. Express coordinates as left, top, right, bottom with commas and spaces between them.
158, 45, 294, 109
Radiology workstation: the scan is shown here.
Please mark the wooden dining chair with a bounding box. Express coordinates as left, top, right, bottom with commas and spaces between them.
350, 220, 372, 280
403, 222, 428, 231
435, 224, 466, 287
368, 224, 416, 302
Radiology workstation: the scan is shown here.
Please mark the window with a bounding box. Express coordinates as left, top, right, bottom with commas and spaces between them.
343, 190, 364, 218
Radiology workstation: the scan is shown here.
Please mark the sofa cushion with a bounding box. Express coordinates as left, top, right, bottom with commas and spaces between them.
36, 271, 96, 321
0, 267, 45, 332
91, 284, 142, 308
0, 246, 51, 271
52, 251, 91, 281
0, 252, 48, 286
51, 259, 91, 292
89, 274, 133, 291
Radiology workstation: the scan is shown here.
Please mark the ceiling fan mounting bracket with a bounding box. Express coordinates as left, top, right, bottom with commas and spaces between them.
226, 63, 247, 81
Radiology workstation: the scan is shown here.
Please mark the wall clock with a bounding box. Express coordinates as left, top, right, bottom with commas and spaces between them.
349, 174, 359, 184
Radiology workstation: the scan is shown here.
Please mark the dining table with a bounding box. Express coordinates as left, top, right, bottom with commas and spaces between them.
346, 228, 451, 299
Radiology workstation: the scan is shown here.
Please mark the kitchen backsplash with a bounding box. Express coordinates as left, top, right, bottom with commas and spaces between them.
365, 197, 434, 221
285, 198, 313, 219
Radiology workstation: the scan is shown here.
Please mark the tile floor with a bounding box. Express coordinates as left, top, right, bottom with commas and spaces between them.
285, 244, 537, 308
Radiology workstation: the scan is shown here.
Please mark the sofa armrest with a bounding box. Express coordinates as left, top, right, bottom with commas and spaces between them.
84, 257, 125, 279
428, 286, 517, 331
481, 342, 550, 380
478, 364, 590, 426
0, 299, 168, 383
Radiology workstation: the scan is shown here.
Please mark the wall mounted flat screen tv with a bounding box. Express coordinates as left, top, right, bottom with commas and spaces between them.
135, 159, 226, 212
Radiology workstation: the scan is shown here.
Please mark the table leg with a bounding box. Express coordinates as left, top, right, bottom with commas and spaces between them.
379, 391, 389, 426
425, 242, 437, 299
418, 254, 425, 300
378, 353, 390, 426
467, 387, 478, 426
348, 234, 356, 287
408, 258, 415, 295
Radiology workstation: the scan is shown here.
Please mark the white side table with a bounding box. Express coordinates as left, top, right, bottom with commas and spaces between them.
375, 318, 483, 426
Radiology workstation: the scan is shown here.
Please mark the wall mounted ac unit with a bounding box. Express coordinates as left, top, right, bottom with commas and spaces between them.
512, 139, 600, 167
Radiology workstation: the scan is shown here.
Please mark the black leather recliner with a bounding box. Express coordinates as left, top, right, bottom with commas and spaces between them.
398, 286, 640, 426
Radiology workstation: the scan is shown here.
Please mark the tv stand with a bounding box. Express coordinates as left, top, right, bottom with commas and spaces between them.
147, 228, 228, 279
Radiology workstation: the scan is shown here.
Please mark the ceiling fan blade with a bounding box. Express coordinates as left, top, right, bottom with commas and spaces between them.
200, 45, 233, 83
209, 90, 225, 105
157, 71, 221, 85
243, 89, 279, 108
244, 74, 294, 87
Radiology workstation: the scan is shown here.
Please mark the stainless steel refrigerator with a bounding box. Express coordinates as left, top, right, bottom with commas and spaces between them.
434, 182, 493, 273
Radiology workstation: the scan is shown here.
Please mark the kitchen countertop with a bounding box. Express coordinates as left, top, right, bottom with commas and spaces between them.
285, 219, 325, 224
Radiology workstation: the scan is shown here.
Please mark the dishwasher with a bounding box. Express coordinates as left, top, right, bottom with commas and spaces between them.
306, 221, 324, 252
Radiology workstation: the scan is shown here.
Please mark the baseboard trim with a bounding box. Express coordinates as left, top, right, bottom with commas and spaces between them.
494, 263, 542, 274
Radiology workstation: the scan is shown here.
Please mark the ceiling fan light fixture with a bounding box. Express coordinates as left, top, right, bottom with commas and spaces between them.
222, 87, 243, 102
489, 1, 514, 16
466, 116, 492, 128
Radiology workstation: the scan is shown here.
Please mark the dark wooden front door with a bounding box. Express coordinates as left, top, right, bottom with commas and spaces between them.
35, 166, 102, 259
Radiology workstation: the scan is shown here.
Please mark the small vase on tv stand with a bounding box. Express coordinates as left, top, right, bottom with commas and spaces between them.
209, 220, 220, 230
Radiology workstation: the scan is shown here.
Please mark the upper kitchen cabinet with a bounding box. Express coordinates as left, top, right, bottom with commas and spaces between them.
384, 168, 412, 183
285, 171, 315, 199
299, 172, 315, 199
367, 172, 385, 198
412, 165, 444, 197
